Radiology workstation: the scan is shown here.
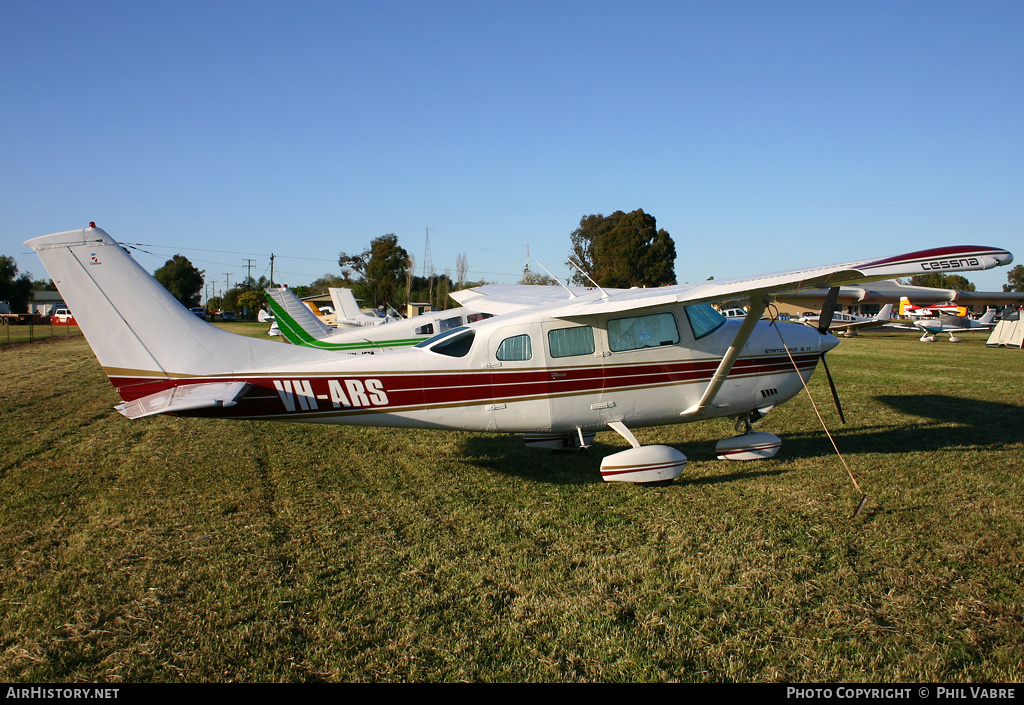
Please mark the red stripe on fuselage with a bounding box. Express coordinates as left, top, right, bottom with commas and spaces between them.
106, 353, 820, 416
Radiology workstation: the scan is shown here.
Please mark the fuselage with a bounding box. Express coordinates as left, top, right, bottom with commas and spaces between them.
119, 303, 833, 434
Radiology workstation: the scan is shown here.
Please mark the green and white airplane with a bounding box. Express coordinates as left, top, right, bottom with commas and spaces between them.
263, 285, 497, 353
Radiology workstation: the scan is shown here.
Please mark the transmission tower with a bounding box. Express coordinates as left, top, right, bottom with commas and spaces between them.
422, 227, 435, 307
422, 227, 434, 278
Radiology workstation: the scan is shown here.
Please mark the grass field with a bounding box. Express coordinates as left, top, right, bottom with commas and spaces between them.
1, 327, 1021, 682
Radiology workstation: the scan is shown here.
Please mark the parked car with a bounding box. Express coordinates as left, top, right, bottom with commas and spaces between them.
189, 307, 207, 319
221, 311, 237, 321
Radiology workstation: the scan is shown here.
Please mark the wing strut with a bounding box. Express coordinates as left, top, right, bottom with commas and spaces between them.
680, 296, 769, 419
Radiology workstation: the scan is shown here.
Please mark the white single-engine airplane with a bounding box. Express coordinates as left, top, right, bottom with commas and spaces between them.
887, 308, 998, 342
25, 226, 1012, 485
796, 304, 893, 337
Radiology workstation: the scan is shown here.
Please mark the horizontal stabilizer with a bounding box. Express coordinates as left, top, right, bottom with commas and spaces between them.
115, 381, 250, 419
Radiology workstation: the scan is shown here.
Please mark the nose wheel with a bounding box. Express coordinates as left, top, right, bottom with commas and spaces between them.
719, 410, 781, 461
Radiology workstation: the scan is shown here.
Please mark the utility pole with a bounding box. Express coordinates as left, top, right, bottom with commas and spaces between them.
243, 259, 255, 288
269, 253, 275, 288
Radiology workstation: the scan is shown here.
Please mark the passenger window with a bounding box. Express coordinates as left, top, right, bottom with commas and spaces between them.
467, 312, 494, 323
685, 303, 727, 340
547, 326, 595, 358
608, 312, 680, 352
496, 334, 532, 361
415, 323, 434, 335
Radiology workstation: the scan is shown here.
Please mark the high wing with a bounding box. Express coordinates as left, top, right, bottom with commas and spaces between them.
491, 245, 1008, 420
457, 246, 1012, 319
449, 283, 613, 314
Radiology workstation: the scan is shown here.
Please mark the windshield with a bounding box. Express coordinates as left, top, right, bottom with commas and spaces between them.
684, 303, 727, 340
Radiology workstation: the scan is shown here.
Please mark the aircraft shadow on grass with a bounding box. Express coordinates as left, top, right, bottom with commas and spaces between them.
459, 394, 1023, 486
460, 434, 800, 487
870, 394, 1024, 450
753, 394, 1023, 464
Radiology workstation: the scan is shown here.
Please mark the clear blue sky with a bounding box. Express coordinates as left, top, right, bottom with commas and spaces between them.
3, 0, 1021, 296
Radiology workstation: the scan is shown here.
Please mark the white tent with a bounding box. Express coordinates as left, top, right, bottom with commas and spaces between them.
986, 310, 1024, 348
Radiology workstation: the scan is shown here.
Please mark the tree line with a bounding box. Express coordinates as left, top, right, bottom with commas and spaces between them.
9, 212, 1022, 316
4, 210, 681, 317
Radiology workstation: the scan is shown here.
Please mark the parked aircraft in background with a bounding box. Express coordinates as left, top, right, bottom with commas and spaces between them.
264, 286, 495, 352
773, 279, 1024, 312
26, 226, 1012, 485
719, 308, 749, 319
899, 297, 967, 318
796, 304, 893, 336
887, 308, 998, 342
327, 287, 401, 327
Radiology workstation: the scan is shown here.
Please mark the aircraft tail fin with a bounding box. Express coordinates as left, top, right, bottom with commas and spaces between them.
979, 308, 997, 325
328, 287, 367, 320
24, 226, 340, 400
264, 287, 337, 344
876, 303, 893, 320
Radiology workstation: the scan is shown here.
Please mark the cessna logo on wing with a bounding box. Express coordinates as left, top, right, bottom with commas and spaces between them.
273, 378, 388, 412
921, 257, 980, 271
